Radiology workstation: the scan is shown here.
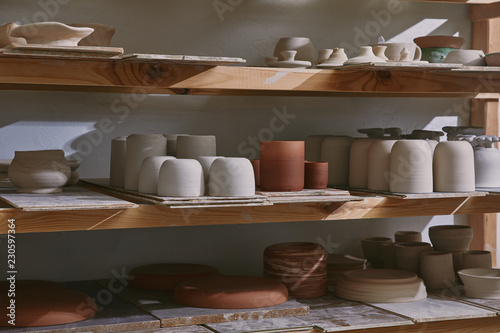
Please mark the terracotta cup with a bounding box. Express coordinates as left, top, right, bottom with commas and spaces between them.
304, 161, 328, 189
394, 231, 422, 243
463, 250, 492, 269
360, 237, 392, 268
260, 141, 304, 191
420, 251, 455, 289
395, 242, 433, 275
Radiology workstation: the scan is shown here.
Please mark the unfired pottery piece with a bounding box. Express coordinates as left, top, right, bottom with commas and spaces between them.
320, 136, 354, 186
273, 37, 316, 64
380, 242, 398, 269
0, 22, 26, 47
335, 269, 427, 303
395, 242, 433, 275
327, 253, 367, 285
367, 139, 397, 191
157, 159, 204, 197
128, 263, 220, 291
304, 161, 328, 189
373, 42, 422, 61
109, 136, 127, 187
8, 149, 71, 193
260, 141, 304, 192
250, 159, 260, 188
317, 48, 333, 64
474, 147, 500, 187
315, 48, 349, 68
70, 23, 115, 46
428, 225, 473, 252
176, 135, 216, 159
344, 46, 386, 65
208, 157, 255, 196
138, 156, 176, 194
10, 22, 93, 46
173, 275, 289, 309
360, 237, 393, 268
372, 45, 388, 60
349, 138, 377, 189
420, 251, 455, 290
196, 155, 224, 187
394, 231, 422, 243
443, 49, 486, 66
458, 268, 500, 299
463, 250, 492, 269
164, 134, 188, 157
433, 141, 475, 192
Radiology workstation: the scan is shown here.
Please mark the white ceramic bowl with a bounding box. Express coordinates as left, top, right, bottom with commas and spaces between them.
458, 268, 500, 299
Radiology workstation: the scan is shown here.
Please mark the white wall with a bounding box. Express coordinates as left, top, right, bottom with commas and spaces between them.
0, 0, 477, 281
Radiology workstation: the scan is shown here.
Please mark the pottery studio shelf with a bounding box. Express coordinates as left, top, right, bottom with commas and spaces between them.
1, 180, 500, 234
2, 56, 500, 97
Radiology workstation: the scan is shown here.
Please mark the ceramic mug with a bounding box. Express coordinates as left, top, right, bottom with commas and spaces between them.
374, 42, 422, 61
420, 251, 455, 289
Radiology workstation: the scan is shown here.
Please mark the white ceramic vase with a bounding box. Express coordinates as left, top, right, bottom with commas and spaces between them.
367, 139, 397, 191
10, 22, 94, 46
433, 141, 475, 192
176, 135, 216, 159
124, 134, 167, 191
474, 147, 500, 187
208, 158, 255, 197
109, 136, 127, 187
157, 159, 204, 197
390, 140, 433, 193
8, 149, 71, 193
320, 136, 354, 186
138, 156, 176, 194
273, 37, 316, 64
349, 138, 377, 189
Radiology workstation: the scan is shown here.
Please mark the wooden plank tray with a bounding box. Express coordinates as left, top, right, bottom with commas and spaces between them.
0, 43, 124, 60
432, 286, 500, 313
334, 186, 487, 199
120, 54, 246, 65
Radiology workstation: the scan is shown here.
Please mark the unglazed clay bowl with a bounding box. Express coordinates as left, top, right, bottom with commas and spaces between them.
428, 225, 473, 252
273, 37, 316, 64
443, 49, 486, 66
458, 268, 500, 299
360, 237, 393, 268
414, 35, 465, 49
10, 22, 94, 46
485, 52, 500, 66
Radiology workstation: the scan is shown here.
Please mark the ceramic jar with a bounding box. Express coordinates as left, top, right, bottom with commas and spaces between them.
420, 251, 455, 289
389, 140, 433, 193
463, 250, 492, 269
394, 231, 422, 243
395, 242, 433, 275
360, 237, 392, 268
8, 150, 71, 193
349, 138, 377, 189
372, 45, 388, 60
367, 139, 397, 191
304, 161, 328, 189
320, 136, 354, 186
344, 46, 385, 65
10, 22, 94, 46
305, 135, 329, 162
70, 23, 115, 46
428, 225, 473, 252
474, 147, 500, 187
164, 134, 188, 157
260, 141, 304, 191
109, 136, 127, 187
157, 159, 204, 197
124, 134, 167, 191
208, 158, 255, 197
433, 141, 475, 192
176, 135, 216, 159
273, 37, 316, 64
138, 156, 176, 194
316, 48, 349, 67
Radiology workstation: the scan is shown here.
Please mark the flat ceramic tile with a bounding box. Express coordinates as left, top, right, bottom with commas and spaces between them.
204, 317, 313, 333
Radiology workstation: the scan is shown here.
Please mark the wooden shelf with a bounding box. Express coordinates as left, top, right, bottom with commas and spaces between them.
2, 57, 500, 97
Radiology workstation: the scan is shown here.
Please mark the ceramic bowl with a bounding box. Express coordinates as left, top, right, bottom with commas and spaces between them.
414, 35, 465, 49
428, 225, 473, 252
443, 49, 486, 66
458, 268, 500, 299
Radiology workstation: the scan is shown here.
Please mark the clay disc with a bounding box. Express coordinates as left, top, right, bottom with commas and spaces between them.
128, 263, 220, 291
173, 275, 289, 309
0, 288, 97, 327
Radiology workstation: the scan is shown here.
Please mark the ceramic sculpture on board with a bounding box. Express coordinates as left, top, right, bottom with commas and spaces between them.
164, 134, 188, 157
70, 23, 115, 46
367, 139, 397, 191
360, 237, 392, 268
0, 22, 26, 47
273, 37, 316, 64
320, 136, 353, 186
8, 149, 71, 193
344, 46, 386, 65
124, 134, 167, 191
394, 242, 433, 275
373, 42, 422, 61
260, 141, 304, 191
315, 48, 349, 68
176, 135, 216, 159
316, 49, 333, 64
433, 141, 475, 192
420, 251, 455, 289
157, 159, 204, 197
138, 156, 176, 194
208, 157, 255, 197
10, 22, 93, 46
349, 138, 377, 189
304, 161, 328, 189
463, 250, 492, 269
109, 136, 127, 187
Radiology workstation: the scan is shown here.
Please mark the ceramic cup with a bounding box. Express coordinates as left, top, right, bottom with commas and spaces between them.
380, 242, 398, 269
320, 136, 354, 186
474, 147, 500, 187
349, 138, 377, 189
273, 37, 316, 64
304, 161, 328, 189
463, 250, 492, 269
433, 141, 475, 192
420, 251, 455, 289
109, 136, 127, 187
443, 50, 486, 66
208, 157, 255, 197
428, 225, 473, 252
390, 140, 433, 193
138, 156, 176, 194
367, 139, 397, 191
164, 134, 188, 157
176, 135, 216, 159
373, 42, 422, 61
360, 237, 393, 268
394, 231, 422, 243
260, 141, 304, 191
395, 242, 433, 275
157, 159, 204, 197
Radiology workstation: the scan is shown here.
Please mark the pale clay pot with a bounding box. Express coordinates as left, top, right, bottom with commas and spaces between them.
349, 138, 377, 189
0, 23, 26, 47
164, 134, 188, 157
344, 46, 386, 65
138, 156, 176, 194
176, 135, 216, 159
474, 147, 500, 187
395, 242, 433, 275
433, 141, 475, 192
110, 136, 127, 187
316, 48, 349, 67
428, 225, 473, 252
124, 134, 167, 191
10, 22, 93, 46
157, 159, 204, 197
196, 156, 225, 188
390, 140, 433, 193
273, 37, 316, 64
70, 23, 115, 47
305, 135, 329, 162
443, 49, 486, 66
372, 45, 388, 60
380, 242, 398, 269
320, 136, 354, 186
8, 149, 71, 193
367, 139, 397, 191
463, 250, 492, 269
360, 237, 392, 268
208, 158, 255, 197
374, 42, 422, 61
420, 251, 455, 289
458, 268, 500, 299
394, 231, 422, 243
317, 49, 333, 64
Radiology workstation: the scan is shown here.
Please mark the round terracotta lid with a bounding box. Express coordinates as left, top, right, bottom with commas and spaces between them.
128, 263, 220, 291
0, 288, 97, 327
173, 275, 289, 309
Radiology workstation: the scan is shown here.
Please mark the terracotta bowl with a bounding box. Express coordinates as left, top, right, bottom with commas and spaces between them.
458, 268, 500, 299
485, 52, 500, 66
414, 35, 465, 49
428, 225, 473, 252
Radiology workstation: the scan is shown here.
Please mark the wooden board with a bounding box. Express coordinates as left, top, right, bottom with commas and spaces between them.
203, 317, 314, 333
95, 281, 309, 328
0, 43, 124, 60
120, 54, 246, 65
434, 286, 500, 312
337, 62, 463, 71
0, 186, 137, 211
120, 327, 213, 333
0, 280, 160, 332
334, 186, 487, 199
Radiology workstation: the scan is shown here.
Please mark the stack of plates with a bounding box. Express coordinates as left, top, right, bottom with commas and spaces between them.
327, 254, 368, 285
335, 269, 427, 303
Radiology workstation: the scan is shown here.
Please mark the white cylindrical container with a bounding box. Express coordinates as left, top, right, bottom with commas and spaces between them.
138, 156, 176, 194
320, 136, 353, 186
208, 158, 255, 197
349, 138, 377, 189
196, 156, 225, 189
176, 135, 216, 159
157, 159, 204, 197
124, 134, 167, 191
110, 136, 127, 187
474, 147, 500, 187
433, 141, 475, 192
164, 134, 188, 157
390, 140, 433, 193
367, 139, 397, 191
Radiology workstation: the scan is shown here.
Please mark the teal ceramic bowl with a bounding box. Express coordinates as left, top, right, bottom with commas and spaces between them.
421, 47, 456, 63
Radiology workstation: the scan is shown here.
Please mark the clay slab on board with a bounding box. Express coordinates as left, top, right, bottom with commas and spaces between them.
0, 281, 159, 333
433, 286, 500, 312
96, 280, 309, 327
204, 316, 313, 333
122, 326, 213, 333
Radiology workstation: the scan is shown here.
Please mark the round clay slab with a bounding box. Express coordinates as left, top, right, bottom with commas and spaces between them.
343, 269, 419, 284
0, 288, 97, 327
129, 263, 219, 291
173, 275, 289, 309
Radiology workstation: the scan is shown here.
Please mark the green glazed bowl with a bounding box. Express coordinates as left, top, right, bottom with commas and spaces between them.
421, 47, 455, 63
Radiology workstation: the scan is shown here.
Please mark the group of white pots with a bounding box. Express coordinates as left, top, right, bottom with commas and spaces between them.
109, 134, 255, 197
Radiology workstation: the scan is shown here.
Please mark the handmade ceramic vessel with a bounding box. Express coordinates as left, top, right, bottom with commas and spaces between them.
327, 254, 367, 285
349, 138, 377, 189
164, 134, 188, 157
260, 141, 304, 191
315, 48, 349, 67
433, 141, 475, 192
374, 42, 422, 61
389, 140, 433, 193
273, 50, 312, 68
305, 135, 329, 162
109, 136, 127, 187
8, 150, 71, 193
196, 156, 224, 188
157, 159, 204, 197
304, 161, 328, 189
394, 231, 422, 243
70, 23, 115, 46
317, 49, 333, 64
463, 250, 492, 269
360, 237, 393, 268
320, 136, 354, 186
138, 156, 176, 194
10, 22, 94, 46
208, 157, 255, 197
344, 46, 386, 65
428, 225, 473, 252
380, 242, 398, 269
485, 52, 500, 66
421, 47, 456, 63
414, 35, 465, 50
458, 268, 500, 299
395, 242, 433, 275
176, 135, 216, 159
420, 251, 455, 289
249, 159, 260, 188
443, 50, 486, 66
273, 37, 316, 64
0, 22, 26, 47
124, 134, 167, 191
367, 139, 397, 191
372, 45, 388, 60
474, 147, 500, 187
